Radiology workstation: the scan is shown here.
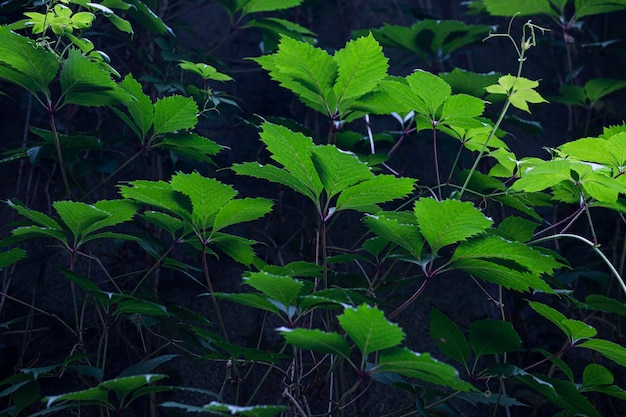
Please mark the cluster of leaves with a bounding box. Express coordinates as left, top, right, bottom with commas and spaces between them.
0, 1, 625, 417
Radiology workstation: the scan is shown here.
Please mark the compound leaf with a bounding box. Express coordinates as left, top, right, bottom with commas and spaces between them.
338, 304, 404, 358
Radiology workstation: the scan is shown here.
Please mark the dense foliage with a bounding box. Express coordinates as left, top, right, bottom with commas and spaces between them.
1, 1, 626, 416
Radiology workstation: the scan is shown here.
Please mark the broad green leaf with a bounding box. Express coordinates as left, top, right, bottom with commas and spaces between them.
213, 198, 273, 232
244, 272, 303, 312
414, 198, 492, 253
0, 26, 58, 96
45, 387, 110, 408
363, 212, 423, 259
152, 95, 198, 136
258, 122, 323, 200
496, 216, 539, 242
332, 33, 388, 111
575, 0, 626, 18
106, 13, 133, 34
440, 93, 485, 126
210, 233, 257, 265
241, 0, 302, 14
582, 363, 614, 387
118, 355, 178, 377
179, 60, 232, 81
99, 374, 166, 401
406, 70, 451, 116
311, 145, 372, 199
578, 339, 626, 367
584, 294, 626, 316
481, 0, 555, 16
5, 226, 67, 245
53, 201, 110, 244
119, 74, 153, 140
279, 328, 351, 359
232, 162, 319, 201
170, 172, 236, 232
451, 236, 562, 277
81, 199, 137, 236
335, 175, 415, 212
188, 401, 287, 417
214, 293, 280, 315
469, 320, 521, 359
529, 301, 596, 342
7, 200, 62, 230
584, 78, 626, 104
60, 49, 129, 107
375, 347, 473, 391
440, 68, 502, 99
123, 0, 173, 35
338, 304, 404, 358
559, 132, 626, 173
430, 309, 470, 365
512, 159, 573, 193
515, 374, 601, 417
115, 298, 168, 317
158, 132, 223, 163
452, 257, 553, 292
141, 211, 183, 238
254, 37, 336, 114
378, 77, 427, 115
119, 180, 191, 220
486, 75, 548, 113
0, 248, 26, 268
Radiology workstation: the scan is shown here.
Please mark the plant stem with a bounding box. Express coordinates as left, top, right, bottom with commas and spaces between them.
201, 243, 229, 342
0, 291, 77, 336
531, 233, 626, 296
48, 104, 72, 198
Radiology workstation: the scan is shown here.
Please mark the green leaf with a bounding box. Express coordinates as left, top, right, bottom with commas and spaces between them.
163, 401, 287, 417
241, 0, 302, 14
45, 387, 110, 408
578, 339, 626, 367
486, 75, 548, 113
515, 373, 601, 417
99, 374, 166, 401
469, 320, 521, 359
338, 304, 404, 358
82, 199, 137, 237
440, 68, 502, 99
179, 60, 232, 81
582, 363, 614, 387
481, 0, 555, 16
512, 159, 573, 193
584, 78, 626, 105
440, 93, 485, 127
170, 172, 237, 232
363, 211, 423, 259
414, 198, 492, 253
407, 70, 451, 116
430, 309, 470, 365
530, 301, 597, 342
152, 95, 198, 136
311, 145, 372, 199
575, 0, 626, 18
210, 233, 257, 265
253, 37, 336, 114
332, 33, 388, 111
279, 328, 351, 359
60, 49, 129, 107
213, 198, 273, 232
119, 180, 191, 220
375, 347, 473, 391
244, 272, 303, 313
584, 294, 626, 316
214, 293, 280, 315
7, 199, 62, 230
559, 132, 626, 173
53, 201, 111, 245
118, 355, 178, 377
0, 248, 26, 268
335, 175, 415, 212
0, 26, 58, 96
119, 74, 153, 140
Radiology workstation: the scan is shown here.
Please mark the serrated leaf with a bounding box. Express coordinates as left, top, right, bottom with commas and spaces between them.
512, 159, 573, 193
170, 172, 236, 232
338, 304, 404, 358
244, 272, 303, 312
254, 37, 336, 114
363, 212, 423, 259
60, 49, 128, 107
214, 293, 280, 315
81, 199, 137, 236
496, 216, 539, 242
584, 78, 626, 104
440, 93, 485, 126
335, 175, 415, 212
119, 74, 153, 140
375, 347, 473, 391
510, 87, 548, 113
440, 68, 502, 98
575, 0, 626, 18
530, 301, 597, 342
99, 374, 166, 401
578, 339, 626, 367
414, 198, 492, 253
430, 309, 470, 365
201, 401, 288, 417
279, 328, 351, 359
53, 201, 110, 244
232, 162, 318, 201
481, 0, 554, 17
469, 320, 521, 359
559, 132, 626, 173
584, 294, 626, 316
311, 145, 373, 199
241, 0, 302, 14
213, 198, 273, 232
7, 200, 62, 230
452, 258, 553, 292
406, 70, 451, 116
332, 33, 388, 111
119, 180, 191, 220
210, 233, 256, 265
0, 26, 58, 96
45, 386, 110, 408
152, 95, 198, 136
